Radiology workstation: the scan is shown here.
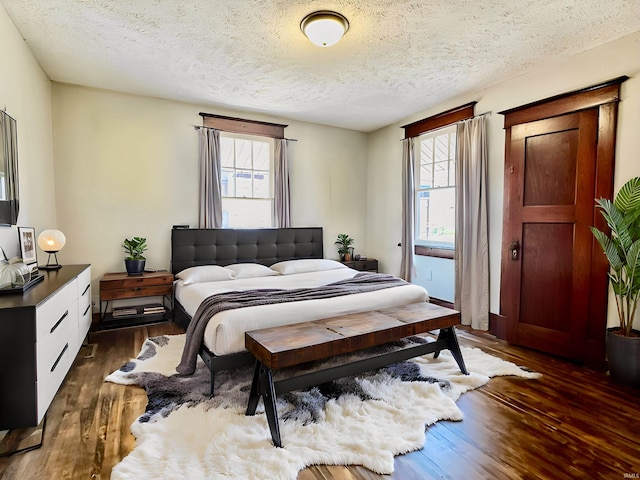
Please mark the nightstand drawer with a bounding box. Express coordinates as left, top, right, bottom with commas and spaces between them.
100, 272, 173, 287
341, 259, 378, 272
359, 260, 378, 272
100, 271, 173, 300
100, 284, 172, 300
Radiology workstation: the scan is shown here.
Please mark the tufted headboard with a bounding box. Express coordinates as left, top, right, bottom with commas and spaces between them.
170, 227, 324, 275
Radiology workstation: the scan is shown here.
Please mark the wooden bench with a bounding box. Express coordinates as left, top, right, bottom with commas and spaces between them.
244, 302, 468, 447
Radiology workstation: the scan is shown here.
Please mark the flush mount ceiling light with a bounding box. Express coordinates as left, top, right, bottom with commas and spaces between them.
300, 10, 349, 47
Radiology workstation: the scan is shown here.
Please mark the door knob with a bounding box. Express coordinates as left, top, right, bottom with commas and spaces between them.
509, 241, 520, 260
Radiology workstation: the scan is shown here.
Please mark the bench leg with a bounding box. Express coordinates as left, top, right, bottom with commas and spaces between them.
434, 327, 469, 375
210, 369, 216, 396
245, 361, 283, 448
246, 360, 261, 416
261, 366, 282, 448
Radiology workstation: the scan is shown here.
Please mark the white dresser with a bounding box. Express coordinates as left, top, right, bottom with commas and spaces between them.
0, 264, 91, 429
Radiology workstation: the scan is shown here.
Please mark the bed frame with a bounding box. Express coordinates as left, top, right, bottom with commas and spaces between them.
170, 227, 324, 393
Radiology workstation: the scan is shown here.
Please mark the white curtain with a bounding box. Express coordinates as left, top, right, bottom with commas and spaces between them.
455, 116, 489, 330
274, 139, 291, 228
400, 137, 416, 282
198, 127, 222, 228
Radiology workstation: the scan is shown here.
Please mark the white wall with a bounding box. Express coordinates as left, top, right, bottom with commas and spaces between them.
50, 85, 369, 290
0, 5, 57, 258
413, 256, 455, 303
367, 31, 640, 328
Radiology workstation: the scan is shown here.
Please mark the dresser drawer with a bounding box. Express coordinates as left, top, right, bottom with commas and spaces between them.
36, 301, 74, 372
78, 300, 92, 344
36, 299, 78, 421
36, 337, 74, 422
36, 280, 78, 342
77, 267, 91, 312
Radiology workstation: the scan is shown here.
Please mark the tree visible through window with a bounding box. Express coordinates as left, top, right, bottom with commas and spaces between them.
416, 125, 456, 249
220, 133, 274, 228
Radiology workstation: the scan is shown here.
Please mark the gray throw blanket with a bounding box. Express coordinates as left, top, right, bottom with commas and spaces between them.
176, 272, 408, 375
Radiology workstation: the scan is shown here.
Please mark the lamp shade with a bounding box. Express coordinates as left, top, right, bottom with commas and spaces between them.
301, 11, 349, 47
38, 229, 66, 253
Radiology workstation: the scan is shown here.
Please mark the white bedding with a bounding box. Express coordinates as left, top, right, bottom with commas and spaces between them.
175, 267, 429, 356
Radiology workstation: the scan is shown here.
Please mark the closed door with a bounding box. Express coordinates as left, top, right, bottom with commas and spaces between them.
500, 109, 600, 360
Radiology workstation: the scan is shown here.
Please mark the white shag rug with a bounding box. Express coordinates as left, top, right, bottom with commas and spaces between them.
106, 333, 540, 479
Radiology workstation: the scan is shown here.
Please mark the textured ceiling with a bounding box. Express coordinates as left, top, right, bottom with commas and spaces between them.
2, 0, 640, 132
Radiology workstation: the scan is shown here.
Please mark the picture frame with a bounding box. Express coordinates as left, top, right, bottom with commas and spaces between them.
18, 226, 38, 271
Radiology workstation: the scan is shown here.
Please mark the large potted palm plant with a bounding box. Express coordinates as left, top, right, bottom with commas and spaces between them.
591, 177, 640, 386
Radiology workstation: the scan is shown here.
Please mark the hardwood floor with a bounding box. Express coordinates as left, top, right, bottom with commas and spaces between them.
1, 322, 639, 479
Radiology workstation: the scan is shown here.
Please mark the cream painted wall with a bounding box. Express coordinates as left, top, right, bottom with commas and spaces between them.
50, 84, 368, 291
367, 31, 640, 329
0, 5, 56, 258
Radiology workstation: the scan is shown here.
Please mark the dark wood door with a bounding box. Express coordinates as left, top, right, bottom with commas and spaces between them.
498, 78, 626, 368
500, 110, 598, 360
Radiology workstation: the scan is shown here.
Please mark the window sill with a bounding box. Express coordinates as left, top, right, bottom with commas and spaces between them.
415, 245, 454, 259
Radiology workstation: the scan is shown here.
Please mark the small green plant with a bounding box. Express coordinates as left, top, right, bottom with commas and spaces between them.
591, 177, 640, 337
334, 233, 355, 256
123, 237, 148, 261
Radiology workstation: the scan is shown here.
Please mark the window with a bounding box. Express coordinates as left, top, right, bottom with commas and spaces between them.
402, 102, 473, 258
415, 124, 457, 252
220, 133, 274, 228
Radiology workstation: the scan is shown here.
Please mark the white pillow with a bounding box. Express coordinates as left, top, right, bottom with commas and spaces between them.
225, 263, 280, 279
176, 265, 235, 284
270, 259, 348, 275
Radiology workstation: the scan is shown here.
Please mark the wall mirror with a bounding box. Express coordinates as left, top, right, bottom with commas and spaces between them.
0, 110, 19, 225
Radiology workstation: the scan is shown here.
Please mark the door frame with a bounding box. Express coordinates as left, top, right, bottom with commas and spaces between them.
496, 76, 627, 369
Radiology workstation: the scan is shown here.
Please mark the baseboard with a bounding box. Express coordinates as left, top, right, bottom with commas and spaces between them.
490, 312, 506, 339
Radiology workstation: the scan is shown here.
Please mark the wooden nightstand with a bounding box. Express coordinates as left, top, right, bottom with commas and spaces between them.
341, 259, 378, 272
99, 270, 173, 329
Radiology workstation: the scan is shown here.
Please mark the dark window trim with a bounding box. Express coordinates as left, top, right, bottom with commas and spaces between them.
415, 245, 454, 259
200, 113, 287, 139
401, 102, 476, 138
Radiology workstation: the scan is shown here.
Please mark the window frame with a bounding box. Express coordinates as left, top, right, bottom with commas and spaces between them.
401, 102, 475, 258
200, 112, 288, 229
219, 132, 276, 229
414, 125, 457, 257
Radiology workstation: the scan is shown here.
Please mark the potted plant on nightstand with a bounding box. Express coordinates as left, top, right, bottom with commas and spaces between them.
335, 233, 355, 261
123, 236, 147, 276
591, 177, 640, 387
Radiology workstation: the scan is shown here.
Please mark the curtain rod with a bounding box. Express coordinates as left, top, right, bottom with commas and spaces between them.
0, 106, 16, 121
192, 125, 297, 142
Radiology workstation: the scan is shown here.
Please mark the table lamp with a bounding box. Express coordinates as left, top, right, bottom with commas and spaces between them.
38, 229, 66, 270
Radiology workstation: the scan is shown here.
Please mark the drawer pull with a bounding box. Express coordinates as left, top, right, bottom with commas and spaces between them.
51, 343, 69, 372
82, 284, 90, 296
50, 310, 69, 333
83, 304, 91, 316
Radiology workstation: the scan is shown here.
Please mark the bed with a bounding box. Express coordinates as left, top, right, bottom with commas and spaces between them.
170, 227, 429, 393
